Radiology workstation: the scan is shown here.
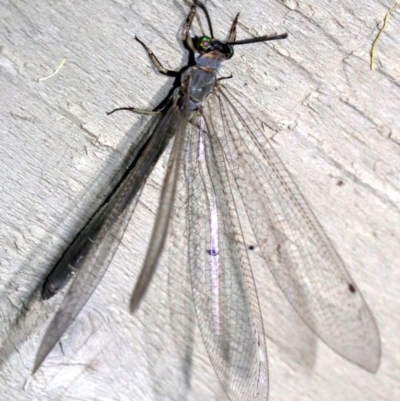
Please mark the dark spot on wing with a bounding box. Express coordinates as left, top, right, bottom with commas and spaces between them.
207, 249, 219, 256
348, 283, 356, 293
248, 245, 255, 250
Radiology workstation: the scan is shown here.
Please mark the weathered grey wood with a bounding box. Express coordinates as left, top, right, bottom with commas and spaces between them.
1, 0, 399, 400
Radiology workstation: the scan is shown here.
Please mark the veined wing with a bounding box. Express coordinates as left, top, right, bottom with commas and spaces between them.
186, 110, 268, 400
145, 168, 196, 399
43, 115, 163, 300
129, 86, 190, 312
209, 85, 381, 372
33, 105, 179, 372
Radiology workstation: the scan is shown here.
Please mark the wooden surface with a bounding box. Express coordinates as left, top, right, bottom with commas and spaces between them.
1, 0, 399, 400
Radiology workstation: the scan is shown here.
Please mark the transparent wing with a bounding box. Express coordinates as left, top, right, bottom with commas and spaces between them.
209, 85, 381, 372
43, 115, 163, 299
34, 106, 178, 372
129, 90, 190, 312
186, 112, 268, 400
148, 166, 196, 399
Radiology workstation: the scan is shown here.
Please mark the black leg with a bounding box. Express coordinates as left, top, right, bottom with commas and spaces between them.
135, 37, 179, 77
181, 4, 197, 51
218, 74, 233, 82
106, 107, 161, 116
107, 92, 174, 116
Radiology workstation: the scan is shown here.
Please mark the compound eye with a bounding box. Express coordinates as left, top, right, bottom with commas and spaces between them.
226, 45, 234, 59
198, 36, 212, 52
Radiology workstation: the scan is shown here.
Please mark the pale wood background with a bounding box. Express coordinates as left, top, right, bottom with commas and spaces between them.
1, 0, 399, 400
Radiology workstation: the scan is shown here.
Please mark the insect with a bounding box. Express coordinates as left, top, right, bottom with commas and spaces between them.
34, 1, 381, 400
